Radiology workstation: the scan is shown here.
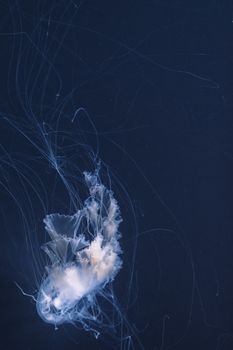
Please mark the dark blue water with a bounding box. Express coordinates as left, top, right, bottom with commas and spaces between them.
0, 1, 232, 349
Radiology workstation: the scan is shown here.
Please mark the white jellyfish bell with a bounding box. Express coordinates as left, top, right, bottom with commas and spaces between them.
36, 171, 122, 327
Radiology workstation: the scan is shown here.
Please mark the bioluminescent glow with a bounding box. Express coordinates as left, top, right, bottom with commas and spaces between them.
36, 171, 122, 328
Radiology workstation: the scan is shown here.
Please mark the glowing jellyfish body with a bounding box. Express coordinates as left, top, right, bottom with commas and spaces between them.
36, 171, 122, 327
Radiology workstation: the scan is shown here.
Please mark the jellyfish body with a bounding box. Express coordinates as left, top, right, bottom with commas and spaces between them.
36, 171, 122, 327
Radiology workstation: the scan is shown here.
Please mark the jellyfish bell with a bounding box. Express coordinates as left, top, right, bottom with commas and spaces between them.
36, 171, 122, 327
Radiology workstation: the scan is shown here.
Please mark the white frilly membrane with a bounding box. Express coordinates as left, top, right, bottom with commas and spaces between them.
36, 171, 122, 329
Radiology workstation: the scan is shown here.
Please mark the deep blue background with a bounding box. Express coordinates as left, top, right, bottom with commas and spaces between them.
0, 1, 233, 349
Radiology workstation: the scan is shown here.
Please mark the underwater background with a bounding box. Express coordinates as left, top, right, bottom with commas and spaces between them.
0, 1, 232, 349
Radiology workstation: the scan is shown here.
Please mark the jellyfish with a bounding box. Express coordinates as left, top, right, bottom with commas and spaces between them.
36, 170, 122, 328
0, 114, 144, 348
